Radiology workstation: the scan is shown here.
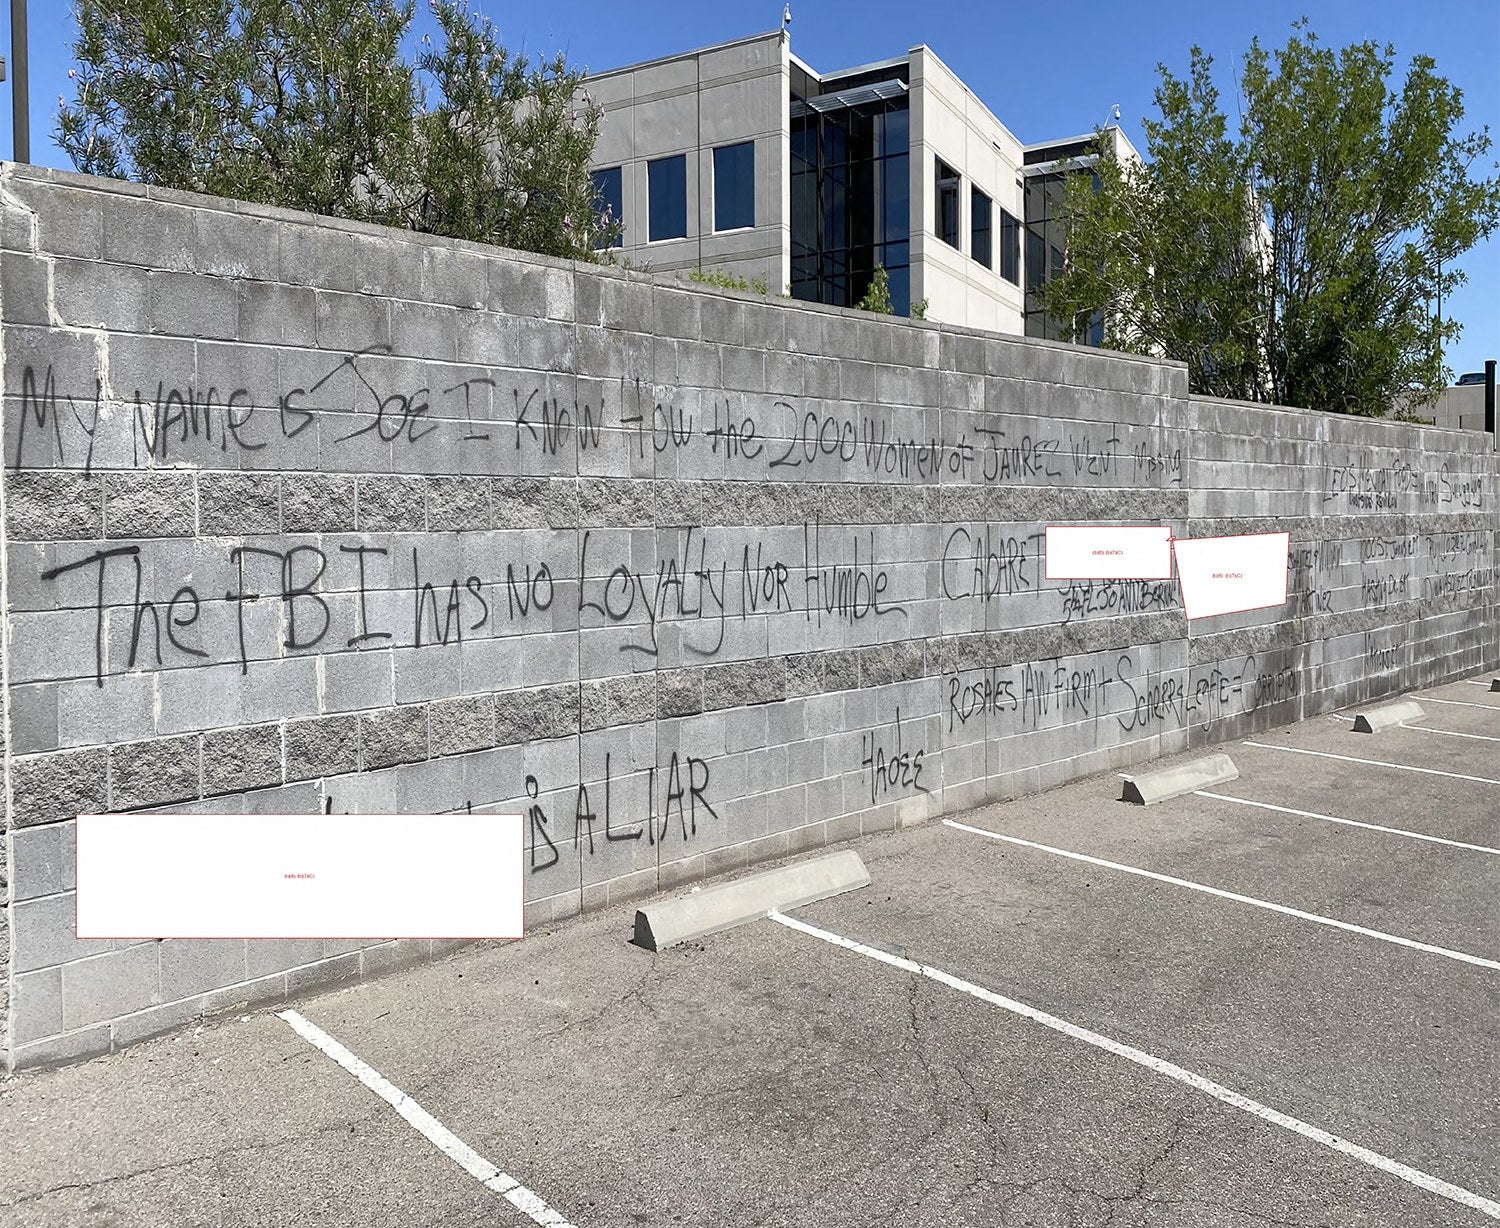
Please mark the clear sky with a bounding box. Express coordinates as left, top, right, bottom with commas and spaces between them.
3, 1, 1496, 379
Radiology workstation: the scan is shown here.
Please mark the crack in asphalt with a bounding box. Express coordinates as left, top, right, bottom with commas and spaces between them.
0, 1109, 393, 1211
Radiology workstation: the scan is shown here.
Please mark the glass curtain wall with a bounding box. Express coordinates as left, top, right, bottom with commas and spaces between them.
1023, 169, 1068, 340
790, 91, 912, 315
1024, 167, 1103, 344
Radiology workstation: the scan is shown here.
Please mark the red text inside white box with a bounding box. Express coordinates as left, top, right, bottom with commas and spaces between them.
1172, 532, 1291, 620
1044, 525, 1174, 580
76, 813, 523, 940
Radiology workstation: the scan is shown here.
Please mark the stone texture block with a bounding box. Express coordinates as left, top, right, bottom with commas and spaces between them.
429, 694, 495, 756
4, 472, 104, 540
239, 281, 318, 346
111, 735, 201, 809
361, 705, 429, 770
14, 1023, 113, 1071
199, 474, 280, 536
104, 472, 197, 538
425, 475, 491, 531
285, 715, 360, 781
357, 475, 428, 532
11, 747, 109, 828
283, 473, 357, 532
102, 193, 198, 270
203, 724, 284, 795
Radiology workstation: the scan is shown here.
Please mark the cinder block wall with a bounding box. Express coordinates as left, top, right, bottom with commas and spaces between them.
1, 166, 1495, 1073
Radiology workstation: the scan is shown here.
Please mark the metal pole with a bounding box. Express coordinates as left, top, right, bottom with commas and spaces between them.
10, 0, 28, 163
1485, 358, 1496, 437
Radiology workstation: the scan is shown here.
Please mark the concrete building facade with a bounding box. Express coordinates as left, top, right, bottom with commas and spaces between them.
586, 30, 1139, 333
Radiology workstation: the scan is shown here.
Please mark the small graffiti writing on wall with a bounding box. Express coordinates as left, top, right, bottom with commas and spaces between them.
12, 356, 1191, 489
524, 751, 716, 873
944, 651, 1302, 736
860, 707, 929, 806
39, 518, 917, 684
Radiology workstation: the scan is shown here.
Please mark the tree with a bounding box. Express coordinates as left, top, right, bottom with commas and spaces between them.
854, 265, 894, 314
1040, 22, 1500, 414
56, 0, 621, 260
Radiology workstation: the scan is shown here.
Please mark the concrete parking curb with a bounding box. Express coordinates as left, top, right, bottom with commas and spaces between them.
1121, 753, 1238, 805
1490, 679, 1500, 692
632, 850, 871, 951
1352, 701, 1425, 732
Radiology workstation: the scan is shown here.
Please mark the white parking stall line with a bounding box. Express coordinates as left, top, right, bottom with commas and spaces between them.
1420, 697, 1500, 712
278, 1010, 579, 1227
943, 819, 1500, 973
769, 910, 1500, 1221
1464, 680, 1497, 688
1195, 790, 1500, 856
1405, 725, 1500, 745
1243, 741, 1500, 786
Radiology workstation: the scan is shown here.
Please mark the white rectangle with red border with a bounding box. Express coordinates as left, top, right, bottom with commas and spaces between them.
1172, 532, 1291, 620
1044, 525, 1174, 580
76, 813, 524, 940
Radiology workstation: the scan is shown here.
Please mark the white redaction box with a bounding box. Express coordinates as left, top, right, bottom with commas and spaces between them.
1044, 525, 1174, 580
75, 813, 524, 940
1172, 532, 1291, 620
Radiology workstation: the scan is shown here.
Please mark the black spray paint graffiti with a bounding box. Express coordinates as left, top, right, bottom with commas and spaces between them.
525, 753, 716, 872
1058, 578, 1179, 624
39, 518, 912, 683
940, 527, 1043, 601
860, 707, 929, 805
14, 358, 1188, 491
1323, 459, 1487, 511
944, 652, 1301, 736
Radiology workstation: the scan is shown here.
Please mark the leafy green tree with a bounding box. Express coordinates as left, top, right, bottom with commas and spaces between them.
1041, 22, 1500, 414
855, 265, 894, 314
1039, 53, 1264, 401
57, 0, 620, 259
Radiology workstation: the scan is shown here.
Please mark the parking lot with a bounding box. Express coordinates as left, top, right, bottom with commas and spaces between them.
2, 673, 1497, 1227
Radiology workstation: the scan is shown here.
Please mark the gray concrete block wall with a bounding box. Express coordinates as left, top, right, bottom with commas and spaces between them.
1, 165, 1496, 1072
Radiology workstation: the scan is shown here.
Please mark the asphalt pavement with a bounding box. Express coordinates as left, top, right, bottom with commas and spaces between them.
3, 673, 1497, 1227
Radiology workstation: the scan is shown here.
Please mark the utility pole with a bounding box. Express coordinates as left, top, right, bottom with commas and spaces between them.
10, 0, 28, 163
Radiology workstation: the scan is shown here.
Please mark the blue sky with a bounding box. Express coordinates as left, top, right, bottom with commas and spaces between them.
4, 1, 1495, 379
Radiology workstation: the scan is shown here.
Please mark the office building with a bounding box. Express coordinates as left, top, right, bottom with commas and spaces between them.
586, 29, 1140, 333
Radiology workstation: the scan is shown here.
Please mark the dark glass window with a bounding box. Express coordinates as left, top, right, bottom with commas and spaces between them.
999, 207, 1020, 284
648, 154, 687, 242
971, 188, 992, 268
936, 158, 960, 249
1025, 230, 1045, 293
790, 89, 913, 314
591, 166, 623, 249
714, 141, 755, 231
1025, 168, 1086, 340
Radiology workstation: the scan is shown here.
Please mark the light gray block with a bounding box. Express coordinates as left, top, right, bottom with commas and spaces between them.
632, 849, 870, 951
1351, 700, 1425, 733
1121, 752, 1238, 805
61, 942, 163, 1029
